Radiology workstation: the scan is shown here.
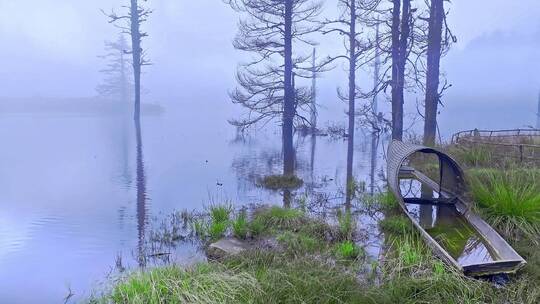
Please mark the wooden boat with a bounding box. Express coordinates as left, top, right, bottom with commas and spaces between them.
387, 140, 526, 276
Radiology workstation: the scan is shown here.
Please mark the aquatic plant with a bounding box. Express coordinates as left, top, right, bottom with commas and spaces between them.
259, 174, 304, 190
208, 221, 229, 241
192, 219, 208, 238
232, 210, 248, 239
468, 168, 540, 240
364, 191, 399, 212
426, 217, 476, 259
209, 204, 232, 224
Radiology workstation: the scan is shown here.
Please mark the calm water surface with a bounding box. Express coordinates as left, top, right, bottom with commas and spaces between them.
0, 103, 385, 303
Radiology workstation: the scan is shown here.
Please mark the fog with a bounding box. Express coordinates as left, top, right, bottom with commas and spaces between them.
0, 1, 539, 302
1, 0, 539, 133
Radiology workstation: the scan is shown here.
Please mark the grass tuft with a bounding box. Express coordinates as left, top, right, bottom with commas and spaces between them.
209, 204, 232, 224
380, 216, 413, 236
232, 209, 248, 239
276, 231, 321, 254
253, 206, 305, 231
336, 209, 354, 240
468, 168, 540, 240
335, 241, 363, 260
259, 175, 304, 190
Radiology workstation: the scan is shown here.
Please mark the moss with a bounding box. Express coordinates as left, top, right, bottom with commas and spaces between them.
259, 174, 304, 190
426, 218, 476, 260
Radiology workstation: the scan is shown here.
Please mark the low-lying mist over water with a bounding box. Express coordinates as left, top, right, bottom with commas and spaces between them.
0, 0, 539, 303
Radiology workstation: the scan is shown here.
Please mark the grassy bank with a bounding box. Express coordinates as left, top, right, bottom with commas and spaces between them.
93, 203, 540, 304
92, 144, 540, 304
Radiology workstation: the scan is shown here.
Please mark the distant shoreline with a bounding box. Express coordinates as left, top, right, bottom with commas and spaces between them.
0, 97, 164, 116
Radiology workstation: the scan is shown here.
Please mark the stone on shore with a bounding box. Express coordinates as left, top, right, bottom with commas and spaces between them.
206, 238, 249, 259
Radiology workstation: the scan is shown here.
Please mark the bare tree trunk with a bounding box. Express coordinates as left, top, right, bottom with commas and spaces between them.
311, 48, 317, 131
391, 0, 411, 141
373, 23, 380, 118
130, 0, 142, 123
345, 0, 357, 206
423, 0, 444, 146
135, 117, 147, 267
283, 0, 295, 176
391, 0, 403, 140
120, 48, 128, 104
536, 92, 540, 129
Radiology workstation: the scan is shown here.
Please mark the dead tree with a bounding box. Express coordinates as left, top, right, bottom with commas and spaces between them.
422, 0, 455, 146
537, 92, 540, 129
96, 34, 132, 103
226, 0, 324, 176
323, 0, 379, 204
389, 0, 412, 140
311, 48, 318, 131
103, 0, 152, 123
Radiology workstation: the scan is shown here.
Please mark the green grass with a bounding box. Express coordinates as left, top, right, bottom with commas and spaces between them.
259, 174, 304, 190
335, 241, 363, 260
336, 209, 354, 240
221, 251, 370, 304
446, 145, 494, 168
209, 204, 232, 224
364, 191, 399, 213
379, 216, 413, 236
468, 168, 540, 240
208, 221, 229, 241
253, 206, 305, 231
276, 231, 321, 254
107, 264, 261, 304
232, 210, 248, 239
190, 204, 233, 241
97, 200, 540, 304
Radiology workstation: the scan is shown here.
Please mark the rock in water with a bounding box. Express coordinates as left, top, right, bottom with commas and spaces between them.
206, 238, 249, 259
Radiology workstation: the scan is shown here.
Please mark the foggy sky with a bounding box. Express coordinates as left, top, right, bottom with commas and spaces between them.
1, 0, 539, 133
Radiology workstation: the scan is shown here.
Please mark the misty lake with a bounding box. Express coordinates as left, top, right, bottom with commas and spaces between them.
0, 101, 386, 303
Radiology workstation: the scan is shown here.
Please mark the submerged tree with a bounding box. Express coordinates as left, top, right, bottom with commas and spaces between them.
537, 92, 540, 129
103, 0, 152, 123
422, 0, 454, 146
323, 0, 379, 204
226, 0, 324, 175
96, 34, 132, 103
103, 1, 151, 263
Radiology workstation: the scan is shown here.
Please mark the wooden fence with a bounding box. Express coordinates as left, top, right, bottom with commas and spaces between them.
451, 129, 540, 163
